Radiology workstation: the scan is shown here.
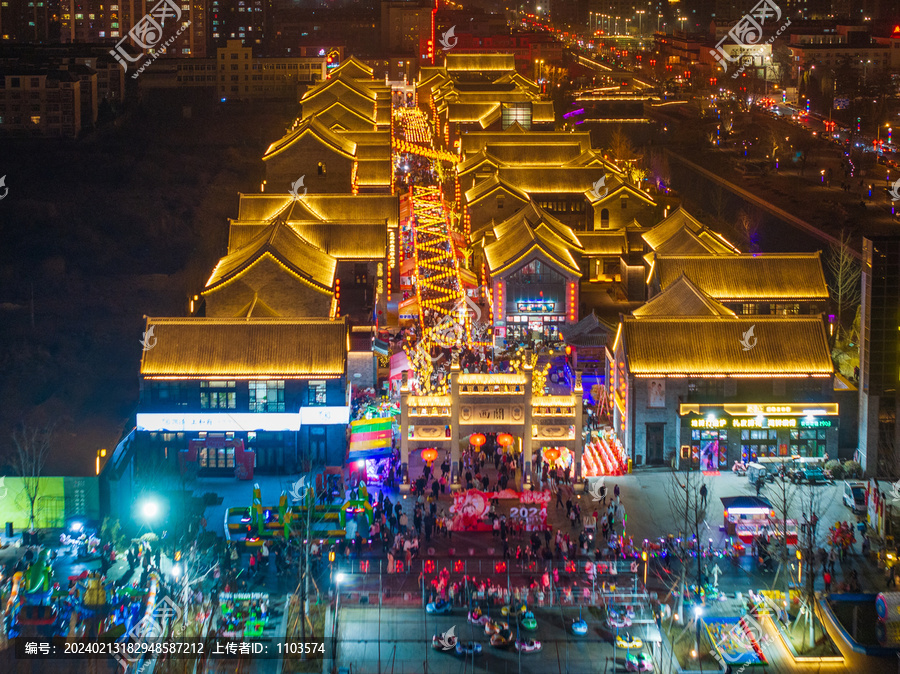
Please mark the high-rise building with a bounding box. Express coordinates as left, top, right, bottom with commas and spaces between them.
858, 236, 900, 476
0, 0, 59, 42
210, 0, 273, 53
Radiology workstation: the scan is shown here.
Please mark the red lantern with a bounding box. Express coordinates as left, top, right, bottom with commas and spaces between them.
470, 433, 486, 448
544, 448, 560, 463
421, 448, 438, 463
497, 433, 514, 448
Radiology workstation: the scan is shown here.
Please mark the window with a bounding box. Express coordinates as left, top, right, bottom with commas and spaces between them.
621, 197, 628, 210
200, 380, 236, 409
600, 208, 610, 229
790, 428, 827, 457
740, 429, 777, 462
770, 302, 800, 315
307, 380, 327, 405
249, 380, 285, 412
317, 161, 326, 175
199, 446, 235, 468
151, 381, 191, 406
497, 195, 504, 209
741, 303, 757, 315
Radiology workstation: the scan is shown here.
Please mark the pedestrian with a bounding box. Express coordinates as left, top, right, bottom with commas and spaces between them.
700, 484, 708, 508
755, 477, 763, 497
614, 484, 620, 500
823, 570, 832, 592
555, 489, 564, 510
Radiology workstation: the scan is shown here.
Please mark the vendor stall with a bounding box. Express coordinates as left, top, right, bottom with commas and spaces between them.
721, 496, 774, 544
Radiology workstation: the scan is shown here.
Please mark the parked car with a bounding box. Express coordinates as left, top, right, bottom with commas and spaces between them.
843, 481, 867, 515
789, 457, 829, 484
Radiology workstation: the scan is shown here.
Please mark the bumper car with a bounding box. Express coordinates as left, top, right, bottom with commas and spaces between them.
490, 630, 512, 648
515, 639, 542, 653
626, 652, 653, 671
522, 611, 538, 631
616, 633, 643, 649
608, 614, 632, 628
572, 618, 589, 636
426, 599, 451, 614
432, 626, 458, 650
484, 618, 509, 635
468, 608, 489, 625
455, 641, 483, 656
501, 603, 526, 618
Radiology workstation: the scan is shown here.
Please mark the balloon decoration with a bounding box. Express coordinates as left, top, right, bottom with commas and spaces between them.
543, 448, 561, 463
421, 448, 439, 464
497, 433, 514, 449
470, 433, 486, 448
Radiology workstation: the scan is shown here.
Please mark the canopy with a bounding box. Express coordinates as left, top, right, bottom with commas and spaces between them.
720, 495, 773, 515
349, 418, 393, 460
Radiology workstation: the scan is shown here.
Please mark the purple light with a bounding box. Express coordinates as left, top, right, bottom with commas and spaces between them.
563, 108, 585, 119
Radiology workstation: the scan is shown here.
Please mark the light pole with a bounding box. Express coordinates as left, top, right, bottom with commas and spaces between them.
637, 10, 645, 36
657, 13, 662, 31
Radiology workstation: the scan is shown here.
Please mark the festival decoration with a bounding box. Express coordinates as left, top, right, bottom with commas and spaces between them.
421, 448, 439, 464
470, 433, 486, 448
543, 448, 560, 463
497, 433, 514, 448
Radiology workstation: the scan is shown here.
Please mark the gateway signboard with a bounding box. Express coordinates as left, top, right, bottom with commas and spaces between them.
137, 407, 350, 432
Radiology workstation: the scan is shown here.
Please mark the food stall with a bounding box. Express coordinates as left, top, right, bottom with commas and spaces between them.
721, 496, 775, 544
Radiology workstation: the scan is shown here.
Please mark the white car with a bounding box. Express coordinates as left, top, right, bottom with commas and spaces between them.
515, 639, 542, 653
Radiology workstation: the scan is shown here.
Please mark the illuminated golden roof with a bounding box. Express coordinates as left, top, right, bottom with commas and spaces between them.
492, 202, 582, 251
465, 143, 585, 169
300, 75, 376, 105
642, 208, 739, 254
448, 102, 500, 125
532, 101, 556, 123
564, 150, 621, 173
290, 223, 386, 259
633, 274, 736, 317
588, 176, 657, 206
532, 395, 577, 406
237, 194, 399, 227
445, 53, 517, 72
205, 219, 336, 293
263, 117, 357, 161
140, 317, 347, 378
314, 101, 377, 131
579, 232, 627, 255
496, 167, 610, 194
460, 130, 593, 155
330, 56, 374, 79
464, 174, 530, 207
485, 204, 582, 277
620, 315, 833, 376
654, 254, 830, 301
356, 159, 393, 186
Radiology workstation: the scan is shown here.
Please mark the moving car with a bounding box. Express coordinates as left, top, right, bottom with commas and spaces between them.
490, 629, 512, 648
843, 481, 867, 515
626, 652, 654, 671
572, 618, 589, 635
484, 619, 509, 635
522, 611, 538, 630
616, 633, 643, 649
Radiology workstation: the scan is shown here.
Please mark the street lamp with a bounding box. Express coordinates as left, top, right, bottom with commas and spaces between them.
637, 10, 645, 36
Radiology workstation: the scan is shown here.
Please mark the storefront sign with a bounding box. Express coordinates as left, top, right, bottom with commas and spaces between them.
299, 406, 351, 425
459, 404, 525, 424
691, 416, 835, 430
137, 412, 301, 432
681, 403, 839, 417
516, 302, 556, 313
691, 418, 728, 429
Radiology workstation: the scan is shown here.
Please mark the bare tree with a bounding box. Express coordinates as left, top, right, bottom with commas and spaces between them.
797, 482, 825, 649
736, 209, 760, 251
666, 467, 709, 619
827, 230, 862, 342
11, 421, 55, 531
609, 126, 642, 170
766, 471, 797, 610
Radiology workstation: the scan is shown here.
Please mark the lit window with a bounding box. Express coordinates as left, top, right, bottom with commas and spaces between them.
30, 115, 40, 124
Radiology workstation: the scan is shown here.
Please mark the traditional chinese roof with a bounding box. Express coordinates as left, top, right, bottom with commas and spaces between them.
561, 312, 614, 348
329, 56, 374, 80
579, 232, 628, 256
468, 142, 585, 167
652, 254, 830, 301
205, 219, 336, 293
357, 159, 393, 187
619, 315, 833, 376
227, 221, 386, 260
532, 101, 556, 123
633, 274, 736, 317
140, 317, 347, 378
263, 116, 358, 161
464, 174, 531, 207
447, 102, 502, 127
587, 174, 657, 206
460, 130, 593, 155
236, 194, 398, 226
445, 53, 517, 73
642, 208, 739, 254
495, 167, 610, 194
313, 101, 377, 131
484, 203, 582, 277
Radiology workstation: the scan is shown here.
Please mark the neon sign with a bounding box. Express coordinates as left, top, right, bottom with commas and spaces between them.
516, 302, 555, 313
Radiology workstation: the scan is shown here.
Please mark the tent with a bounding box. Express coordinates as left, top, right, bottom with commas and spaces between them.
348, 418, 393, 461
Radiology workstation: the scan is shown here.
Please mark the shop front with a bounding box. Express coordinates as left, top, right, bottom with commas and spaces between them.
678, 403, 839, 471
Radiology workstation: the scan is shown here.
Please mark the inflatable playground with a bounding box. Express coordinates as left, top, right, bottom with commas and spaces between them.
225, 481, 374, 546
3, 549, 167, 645
705, 617, 768, 667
